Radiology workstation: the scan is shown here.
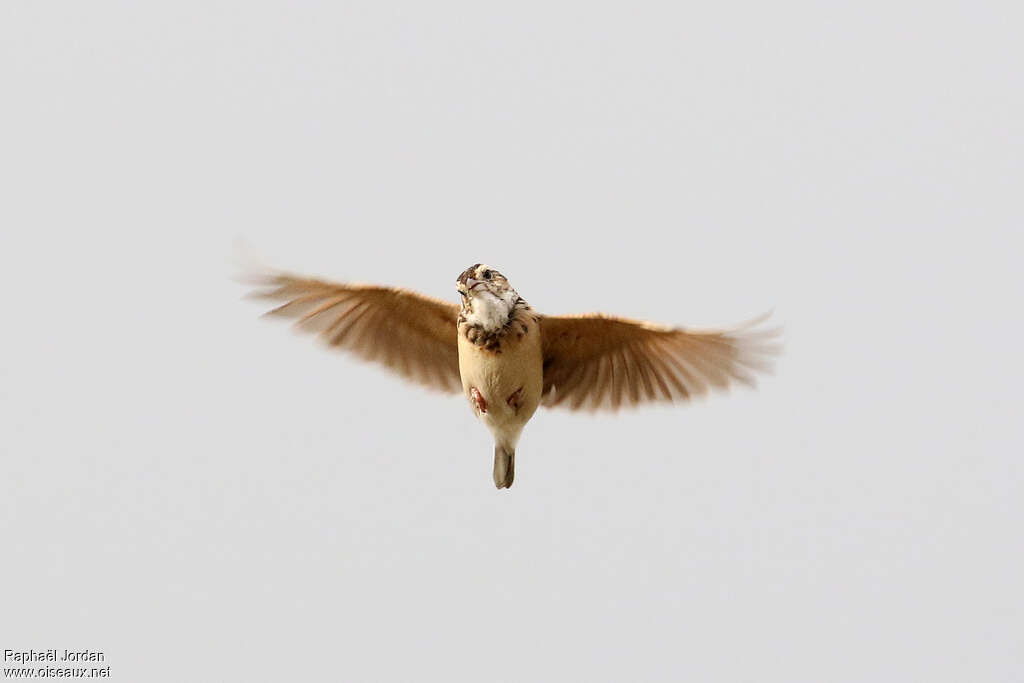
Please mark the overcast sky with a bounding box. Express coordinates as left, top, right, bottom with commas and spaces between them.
2, 2, 1022, 681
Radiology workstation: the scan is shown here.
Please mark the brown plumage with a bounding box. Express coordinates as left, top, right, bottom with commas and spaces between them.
539, 312, 776, 411
248, 273, 461, 393
244, 263, 780, 489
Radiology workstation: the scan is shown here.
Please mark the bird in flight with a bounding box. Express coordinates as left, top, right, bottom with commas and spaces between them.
244, 262, 779, 489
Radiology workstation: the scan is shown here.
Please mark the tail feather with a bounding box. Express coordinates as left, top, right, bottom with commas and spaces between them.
493, 446, 515, 489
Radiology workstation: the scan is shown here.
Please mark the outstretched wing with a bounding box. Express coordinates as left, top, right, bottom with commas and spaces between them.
245, 270, 462, 393
539, 312, 779, 411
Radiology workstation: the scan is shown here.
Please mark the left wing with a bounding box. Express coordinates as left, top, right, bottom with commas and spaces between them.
539, 312, 779, 411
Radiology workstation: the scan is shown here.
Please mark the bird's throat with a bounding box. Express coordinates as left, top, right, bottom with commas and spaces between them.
464, 291, 515, 333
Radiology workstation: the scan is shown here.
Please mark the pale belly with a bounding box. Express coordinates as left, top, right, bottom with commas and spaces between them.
457, 331, 543, 447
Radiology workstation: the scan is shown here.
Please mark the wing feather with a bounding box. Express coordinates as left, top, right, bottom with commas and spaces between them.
246, 270, 461, 393
540, 313, 779, 411
624, 343, 652, 403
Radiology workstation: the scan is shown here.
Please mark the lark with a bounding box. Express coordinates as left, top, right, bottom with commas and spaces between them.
245, 263, 779, 489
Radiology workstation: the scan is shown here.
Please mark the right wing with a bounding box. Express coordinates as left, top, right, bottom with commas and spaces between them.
245, 269, 462, 393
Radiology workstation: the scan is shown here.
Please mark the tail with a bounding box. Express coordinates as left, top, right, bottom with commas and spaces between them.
493, 445, 515, 489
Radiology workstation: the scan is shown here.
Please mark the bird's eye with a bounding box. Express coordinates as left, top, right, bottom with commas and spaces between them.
483, 270, 492, 280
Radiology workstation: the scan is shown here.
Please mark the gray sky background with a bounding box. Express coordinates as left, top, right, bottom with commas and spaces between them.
2, 2, 1021, 681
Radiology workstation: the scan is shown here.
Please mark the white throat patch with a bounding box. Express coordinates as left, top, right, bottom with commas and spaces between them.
465, 289, 517, 332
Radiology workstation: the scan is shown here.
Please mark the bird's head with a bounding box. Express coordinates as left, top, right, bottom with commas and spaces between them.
456, 263, 519, 331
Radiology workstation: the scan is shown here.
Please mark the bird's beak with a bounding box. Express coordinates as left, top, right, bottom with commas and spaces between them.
464, 278, 484, 292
